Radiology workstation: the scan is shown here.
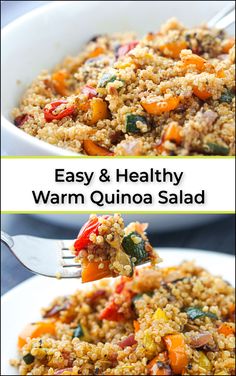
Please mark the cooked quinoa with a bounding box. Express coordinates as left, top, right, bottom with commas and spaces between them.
13, 262, 235, 375
13, 18, 235, 156
72, 214, 158, 282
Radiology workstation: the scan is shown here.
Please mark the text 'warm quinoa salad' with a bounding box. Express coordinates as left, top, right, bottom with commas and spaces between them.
72, 214, 158, 282
13, 19, 235, 156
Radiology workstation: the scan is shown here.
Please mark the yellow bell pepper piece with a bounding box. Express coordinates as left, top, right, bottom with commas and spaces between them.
153, 308, 168, 321
198, 351, 212, 372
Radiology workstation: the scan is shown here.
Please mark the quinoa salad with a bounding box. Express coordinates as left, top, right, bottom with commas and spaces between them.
72, 214, 158, 282
12, 262, 235, 375
13, 19, 235, 156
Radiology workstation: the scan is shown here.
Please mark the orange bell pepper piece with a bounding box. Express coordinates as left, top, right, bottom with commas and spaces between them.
164, 123, 183, 144
159, 41, 187, 58
89, 98, 109, 125
81, 259, 112, 283
141, 97, 180, 115
133, 320, 140, 333
181, 54, 207, 71
222, 38, 235, 53
88, 47, 105, 59
218, 323, 235, 336
18, 321, 56, 349
52, 70, 69, 96
83, 140, 113, 156
164, 334, 188, 374
193, 86, 211, 100
147, 352, 170, 375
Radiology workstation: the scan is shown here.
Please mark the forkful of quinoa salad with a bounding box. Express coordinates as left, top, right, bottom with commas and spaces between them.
1, 214, 160, 282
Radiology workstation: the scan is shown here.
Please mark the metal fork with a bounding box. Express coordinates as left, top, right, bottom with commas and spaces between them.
207, 2, 235, 30
1, 231, 81, 278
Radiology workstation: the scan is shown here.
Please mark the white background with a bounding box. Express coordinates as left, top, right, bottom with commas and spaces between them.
1, 158, 235, 212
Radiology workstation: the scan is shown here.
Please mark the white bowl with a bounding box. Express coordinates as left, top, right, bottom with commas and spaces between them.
1, 0, 234, 155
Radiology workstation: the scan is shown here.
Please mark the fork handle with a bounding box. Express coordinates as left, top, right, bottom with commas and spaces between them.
1, 231, 14, 249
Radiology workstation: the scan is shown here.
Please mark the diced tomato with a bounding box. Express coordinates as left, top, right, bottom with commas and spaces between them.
44, 100, 76, 122
74, 217, 99, 253
115, 276, 132, 294
81, 85, 98, 99
118, 334, 137, 349
117, 41, 139, 58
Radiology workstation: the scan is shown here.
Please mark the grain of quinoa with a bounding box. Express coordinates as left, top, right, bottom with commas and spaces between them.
12, 18, 235, 156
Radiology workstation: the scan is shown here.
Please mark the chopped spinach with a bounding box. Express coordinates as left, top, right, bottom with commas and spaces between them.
184, 307, 218, 320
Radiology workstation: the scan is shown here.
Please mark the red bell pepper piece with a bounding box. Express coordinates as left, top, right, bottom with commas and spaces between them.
81, 85, 98, 99
118, 334, 137, 349
99, 300, 126, 321
117, 41, 139, 58
74, 217, 99, 254
44, 100, 75, 122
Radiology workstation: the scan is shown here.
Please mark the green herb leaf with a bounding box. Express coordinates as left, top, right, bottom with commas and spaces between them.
122, 232, 148, 265
132, 291, 154, 303
126, 114, 148, 133
72, 324, 84, 338
23, 353, 35, 365
185, 307, 218, 320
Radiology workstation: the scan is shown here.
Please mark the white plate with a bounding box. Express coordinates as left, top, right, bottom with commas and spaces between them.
1, 248, 235, 375
1, 1, 234, 156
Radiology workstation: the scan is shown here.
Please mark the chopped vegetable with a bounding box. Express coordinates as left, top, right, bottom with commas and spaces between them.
72, 324, 84, 338
52, 70, 69, 96
218, 323, 235, 336
81, 85, 98, 99
88, 47, 105, 59
18, 321, 56, 349
222, 38, 235, 53
184, 307, 218, 320
147, 352, 172, 375
122, 231, 148, 265
164, 333, 188, 374
193, 86, 211, 100
99, 300, 125, 321
89, 98, 109, 124
81, 259, 112, 283
22, 353, 35, 365
118, 334, 137, 349
86, 289, 106, 306
141, 97, 180, 115
98, 72, 117, 88
153, 308, 168, 321
132, 291, 154, 304
125, 114, 148, 133
164, 123, 183, 144
219, 90, 234, 104
204, 142, 229, 156
54, 368, 73, 375
74, 216, 99, 253
181, 53, 207, 71
198, 351, 212, 372
133, 320, 140, 333
117, 41, 139, 58
113, 249, 134, 277
159, 41, 187, 58
44, 100, 75, 122
43, 300, 70, 318
190, 332, 214, 348
143, 331, 157, 354
14, 114, 29, 127
83, 140, 113, 156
